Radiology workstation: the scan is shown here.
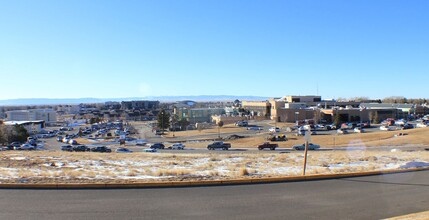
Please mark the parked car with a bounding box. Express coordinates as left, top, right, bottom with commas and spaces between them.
8, 142, 22, 150
143, 148, 157, 153
380, 125, 396, 131
357, 122, 371, 128
354, 127, 364, 133
258, 142, 278, 150
315, 124, 325, 130
62, 137, 70, 143
269, 127, 280, 133
292, 143, 320, 151
150, 143, 165, 149
337, 129, 348, 134
168, 143, 185, 150
416, 123, 428, 128
61, 145, 73, 152
326, 124, 337, 130
207, 141, 231, 150
235, 121, 248, 127
382, 118, 396, 126
115, 148, 133, 153
135, 140, 147, 146
56, 136, 63, 142
68, 139, 78, 145
401, 123, 414, 130
395, 119, 407, 126
73, 145, 90, 152
247, 126, 263, 131
90, 146, 112, 153
15, 144, 35, 151
154, 130, 164, 135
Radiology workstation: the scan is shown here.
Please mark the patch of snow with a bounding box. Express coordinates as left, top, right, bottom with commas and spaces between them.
262, 166, 301, 175
400, 161, 429, 169
10, 157, 27, 161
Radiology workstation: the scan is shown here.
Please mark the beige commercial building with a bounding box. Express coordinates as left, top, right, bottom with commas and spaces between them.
282, 95, 322, 103
241, 101, 271, 117
242, 95, 415, 124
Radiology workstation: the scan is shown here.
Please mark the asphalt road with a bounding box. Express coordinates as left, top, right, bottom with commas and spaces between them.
0, 171, 428, 220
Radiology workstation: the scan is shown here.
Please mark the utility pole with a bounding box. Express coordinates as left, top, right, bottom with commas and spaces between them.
302, 130, 310, 176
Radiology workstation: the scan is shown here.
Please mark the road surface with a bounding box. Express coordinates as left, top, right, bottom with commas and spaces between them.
0, 170, 428, 220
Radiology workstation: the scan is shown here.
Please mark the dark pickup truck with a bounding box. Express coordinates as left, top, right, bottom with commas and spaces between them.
258, 142, 278, 150
90, 146, 112, 153
73, 145, 90, 152
207, 141, 231, 150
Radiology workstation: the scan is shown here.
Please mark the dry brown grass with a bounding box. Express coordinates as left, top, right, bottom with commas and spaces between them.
154, 168, 191, 176
0, 149, 428, 183
180, 127, 429, 149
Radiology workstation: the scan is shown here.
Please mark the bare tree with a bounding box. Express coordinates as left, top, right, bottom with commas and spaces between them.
217, 121, 224, 139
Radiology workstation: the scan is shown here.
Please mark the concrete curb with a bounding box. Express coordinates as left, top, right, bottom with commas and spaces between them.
384, 210, 429, 220
0, 167, 428, 189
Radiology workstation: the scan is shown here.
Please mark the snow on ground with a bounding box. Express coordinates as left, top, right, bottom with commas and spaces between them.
400, 161, 429, 169
9, 157, 27, 161
0, 150, 428, 183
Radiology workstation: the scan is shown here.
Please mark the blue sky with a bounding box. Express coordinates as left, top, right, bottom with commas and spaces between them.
0, 0, 428, 100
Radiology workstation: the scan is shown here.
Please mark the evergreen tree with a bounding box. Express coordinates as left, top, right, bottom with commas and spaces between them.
157, 109, 170, 130
13, 125, 29, 142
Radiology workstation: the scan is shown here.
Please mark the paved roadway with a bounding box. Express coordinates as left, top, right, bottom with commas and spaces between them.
0, 170, 428, 220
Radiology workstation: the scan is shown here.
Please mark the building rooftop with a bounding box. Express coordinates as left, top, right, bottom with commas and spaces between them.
3, 120, 45, 125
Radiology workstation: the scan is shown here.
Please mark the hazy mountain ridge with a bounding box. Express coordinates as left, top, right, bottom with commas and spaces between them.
0, 96, 269, 106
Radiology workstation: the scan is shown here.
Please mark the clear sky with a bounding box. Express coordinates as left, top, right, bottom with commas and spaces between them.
0, 0, 428, 100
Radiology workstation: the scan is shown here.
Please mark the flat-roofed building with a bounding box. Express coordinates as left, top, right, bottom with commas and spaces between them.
175, 107, 225, 123
3, 120, 45, 134
6, 109, 57, 123
121, 100, 160, 110
241, 100, 271, 117
283, 95, 322, 103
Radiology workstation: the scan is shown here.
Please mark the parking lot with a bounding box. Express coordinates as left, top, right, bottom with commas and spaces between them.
15, 118, 423, 155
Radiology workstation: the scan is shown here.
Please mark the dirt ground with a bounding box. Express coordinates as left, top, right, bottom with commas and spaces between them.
172, 127, 429, 149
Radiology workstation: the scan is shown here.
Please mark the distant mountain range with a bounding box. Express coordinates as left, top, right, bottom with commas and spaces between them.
0, 96, 269, 106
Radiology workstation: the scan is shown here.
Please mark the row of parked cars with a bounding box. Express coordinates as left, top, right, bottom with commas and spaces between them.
57, 136, 78, 145
145, 143, 186, 150
1, 141, 42, 151
206, 141, 320, 151
61, 145, 112, 153
60, 144, 166, 153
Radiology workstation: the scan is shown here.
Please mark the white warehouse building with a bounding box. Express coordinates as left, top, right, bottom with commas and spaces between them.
3, 120, 45, 135
6, 109, 57, 123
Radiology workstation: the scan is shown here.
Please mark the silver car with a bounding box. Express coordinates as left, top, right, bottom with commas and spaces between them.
292, 143, 320, 151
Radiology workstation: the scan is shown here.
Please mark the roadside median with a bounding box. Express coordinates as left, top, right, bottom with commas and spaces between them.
0, 167, 428, 189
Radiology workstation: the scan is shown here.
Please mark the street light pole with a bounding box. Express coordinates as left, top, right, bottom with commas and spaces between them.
172, 115, 175, 138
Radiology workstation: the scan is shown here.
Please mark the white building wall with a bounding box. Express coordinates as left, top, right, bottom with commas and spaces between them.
6, 109, 57, 122
6, 111, 30, 121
